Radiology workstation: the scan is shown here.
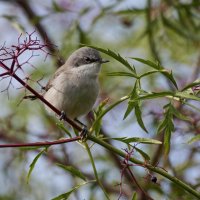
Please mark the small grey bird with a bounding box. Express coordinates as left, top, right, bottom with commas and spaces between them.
43, 47, 109, 120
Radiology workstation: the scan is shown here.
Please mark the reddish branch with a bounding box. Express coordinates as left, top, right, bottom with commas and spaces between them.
16, 0, 64, 67
0, 32, 82, 136
0, 136, 81, 148
118, 148, 154, 200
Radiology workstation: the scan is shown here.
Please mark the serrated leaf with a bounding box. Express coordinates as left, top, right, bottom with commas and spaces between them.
57, 164, 86, 181
134, 147, 150, 161
82, 45, 137, 75
112, 137, 162, 144
26, 148, 47, 183
187, 135, 200, 144
51, 181, 95, 200
131, 57, 162, 70
135, 104, 148, 133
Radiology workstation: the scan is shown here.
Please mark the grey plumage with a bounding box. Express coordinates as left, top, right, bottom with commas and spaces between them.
43, 47, 108, 119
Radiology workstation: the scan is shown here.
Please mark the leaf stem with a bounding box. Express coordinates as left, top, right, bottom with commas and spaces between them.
84, 142, 110, 200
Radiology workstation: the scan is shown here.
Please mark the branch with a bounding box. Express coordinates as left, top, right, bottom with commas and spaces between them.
0, 32, 82, 132
88, 135, 200, 199
15, 0, 64, 66
0, 136, 81, 148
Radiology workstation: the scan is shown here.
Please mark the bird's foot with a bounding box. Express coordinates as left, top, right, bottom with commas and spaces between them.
74, 119, 88, 141
59, 111, 66, 121
80, 125, 88, 141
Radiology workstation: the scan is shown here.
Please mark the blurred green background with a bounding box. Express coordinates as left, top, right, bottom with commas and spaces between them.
0, 0, 200, 199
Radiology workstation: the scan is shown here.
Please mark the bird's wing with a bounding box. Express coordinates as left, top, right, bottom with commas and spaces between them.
45, 64, 66, 91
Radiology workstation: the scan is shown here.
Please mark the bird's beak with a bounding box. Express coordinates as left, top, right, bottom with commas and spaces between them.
100, 59, 109, 64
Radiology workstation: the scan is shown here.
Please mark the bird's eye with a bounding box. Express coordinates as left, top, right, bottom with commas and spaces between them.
84, 57, 91, 63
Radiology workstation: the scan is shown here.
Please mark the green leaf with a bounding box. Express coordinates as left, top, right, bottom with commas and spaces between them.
131, 57, 162, 70
137, 91, 174, 101
56, 121, 72, 137
134, 147, 150, 161
82, 45, 137, 75
139, 70, 162, 78
157, 103, 175, 154
2, 15, 25, 33
124, 80, 140, 119
114, 8, 146, 15
123, 82, 138, 120
170, 105, 190, 121
51, 181, 95, 200
164, 127, 171, 154
26, 148, 47, 183
93, 99, 109, 136
131, 192, 137, 200
161, 70, 178, 89
132, 58, 178, 89
20, 146, 46, 151
56, 164, 86, 181
52, 0, 65, 12
176, 91, 200, 102
181, 79, 200, 91
124, 80, 148, 132
107, 71, 137, 77
90, 95, 129, 132
161, 14, 199, 41
157, 118, 167, 134
135, 104, 148, 133
187, 135, 200, 144
123, 101, 136, 120
112, 137, 162, 144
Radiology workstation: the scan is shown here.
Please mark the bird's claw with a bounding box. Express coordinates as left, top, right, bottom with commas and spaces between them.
59, 111, 66, 121
80, 125, 88, 141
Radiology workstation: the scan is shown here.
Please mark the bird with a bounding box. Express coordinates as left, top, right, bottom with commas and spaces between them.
43, 47, 109, 121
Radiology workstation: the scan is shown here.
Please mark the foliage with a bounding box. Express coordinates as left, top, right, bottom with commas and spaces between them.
0, 1, 200, 200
